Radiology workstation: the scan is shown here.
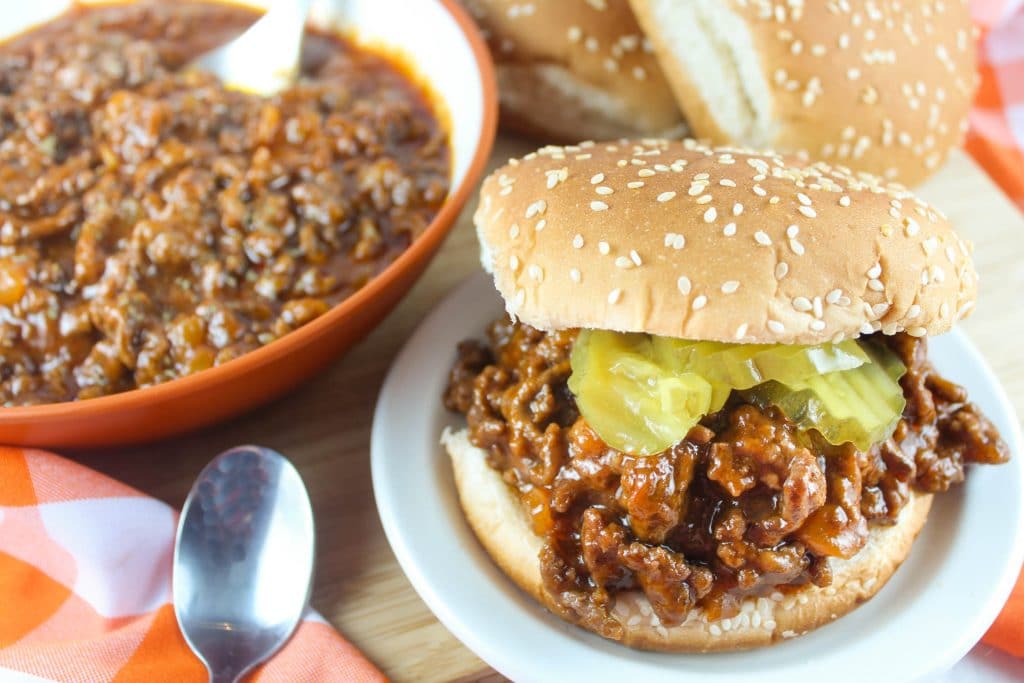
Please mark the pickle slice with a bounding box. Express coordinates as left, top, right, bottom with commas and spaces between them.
569, 329, 907, 455
568, 330, 715, 455
651, 337, 870, 388
743, 344, 906, 451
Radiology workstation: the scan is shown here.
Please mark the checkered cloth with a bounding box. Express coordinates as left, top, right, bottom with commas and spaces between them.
968, 0, 1024, 210
0, 449, 385, 682
969, 0, 1024, 657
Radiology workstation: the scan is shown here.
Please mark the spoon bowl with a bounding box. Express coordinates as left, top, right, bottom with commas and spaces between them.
191, 0, 314, 96
174, 446, 315, 683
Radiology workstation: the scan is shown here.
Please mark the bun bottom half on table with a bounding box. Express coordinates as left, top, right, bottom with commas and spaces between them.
442, 139, 1010, 652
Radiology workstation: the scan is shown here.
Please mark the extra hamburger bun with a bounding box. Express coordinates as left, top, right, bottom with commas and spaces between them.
444, 427, 933, 651
627, 0, 977, 186
460, 0, 686, 140
474, 139, 977, 345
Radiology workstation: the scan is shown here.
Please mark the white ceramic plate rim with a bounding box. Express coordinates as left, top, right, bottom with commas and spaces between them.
372, 272, 1024, 683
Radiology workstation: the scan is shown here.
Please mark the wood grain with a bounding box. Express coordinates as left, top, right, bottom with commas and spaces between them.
72, 139, 1024, 683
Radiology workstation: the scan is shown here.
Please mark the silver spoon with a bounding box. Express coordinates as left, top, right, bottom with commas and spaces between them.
174, 446, 315, 683
191, 0, 315, 97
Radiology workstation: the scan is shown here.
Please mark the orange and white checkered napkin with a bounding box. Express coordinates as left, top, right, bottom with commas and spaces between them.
0, 448, 385, 682
969, 0, 1024, 209
969, 0, 1024, 658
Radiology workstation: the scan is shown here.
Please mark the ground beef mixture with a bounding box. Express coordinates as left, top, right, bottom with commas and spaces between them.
444, 319, 1009, 640
0, 2, 448, 405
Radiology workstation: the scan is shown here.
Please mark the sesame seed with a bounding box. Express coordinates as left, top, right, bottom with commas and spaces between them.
797, 193, 812, 206
509, 223, 520, 239
754, 231, 772, 246
810, 319, 826, 331
627, 181, 645, 189
775, 262, 789, 279
733, 203, 744, 216
798, 205, 817, 218
719, 179, 736, 187
572, 234, 584, 249
907, 326, 927, 337
704, 207, 718, 223
868, 278, 885, 291
723, 223, 737, 236
570, 268, 581, 283
615, 256, 633, 269
630, 249, 642, 266
509, 255, 519, 271
535, 219, 546, 232
793, 297, 813, 312
753, 185, 767, 197
867, 263, 883, 278
595, 186, 613, 195
709, 624, 722, 637
722, 280, 740, 294
827, 288, 843, 304
695, 194, 713, 205
591, 200, 608, 212
591, 173, 604, 184
786, 224, 800, 238
608, 288, 622, 304
528, 265, 543, 281
657, 191, 677, 202
790, 239, 805, 256
767, 320, 785, 333
638, 168, 656, 177
692, 295, 708, 311
598, 241, 610, 255
839, 196, 851, 207
525, 199, 546, 218
735, 323, 748, 339
677, 276, 691, 295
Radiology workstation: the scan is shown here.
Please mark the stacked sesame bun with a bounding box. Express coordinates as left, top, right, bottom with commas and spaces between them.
459, 0, 686, 140
627, 0, 977, 185
448, 138, 976, 649
475, 139, 976, 345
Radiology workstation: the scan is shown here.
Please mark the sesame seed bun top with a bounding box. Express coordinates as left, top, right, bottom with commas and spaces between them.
627, 0, 977, 186
474, 139, 977, 345
460, 0, 684, 140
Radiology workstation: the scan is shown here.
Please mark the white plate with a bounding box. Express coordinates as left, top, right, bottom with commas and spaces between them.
372, 271, 1024, 683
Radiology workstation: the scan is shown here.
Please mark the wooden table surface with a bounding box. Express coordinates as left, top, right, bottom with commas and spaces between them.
73, 138, 1024, 682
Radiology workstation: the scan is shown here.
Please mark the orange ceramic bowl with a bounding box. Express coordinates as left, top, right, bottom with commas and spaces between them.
0, 0, 497, 448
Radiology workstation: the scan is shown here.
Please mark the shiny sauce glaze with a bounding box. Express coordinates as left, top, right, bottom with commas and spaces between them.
445, 320, 1009, 639
0, 1, 449, 405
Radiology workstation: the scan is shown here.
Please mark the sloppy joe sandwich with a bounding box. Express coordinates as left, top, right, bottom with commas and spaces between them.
627, 0, 976, 185
443, 139, 1009, 651
459, 0, 685, 140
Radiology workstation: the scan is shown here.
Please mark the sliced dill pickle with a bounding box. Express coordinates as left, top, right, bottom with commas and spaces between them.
651, 337, 870, 389
744, 343, 906, 451
569, 330, 906, 455
569, 330, 714, 455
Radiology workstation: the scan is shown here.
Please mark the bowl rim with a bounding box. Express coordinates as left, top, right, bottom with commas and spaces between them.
0, 0, 498, 423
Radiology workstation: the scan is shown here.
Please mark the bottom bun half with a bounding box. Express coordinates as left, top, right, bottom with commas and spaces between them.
443, 427, 932, 652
